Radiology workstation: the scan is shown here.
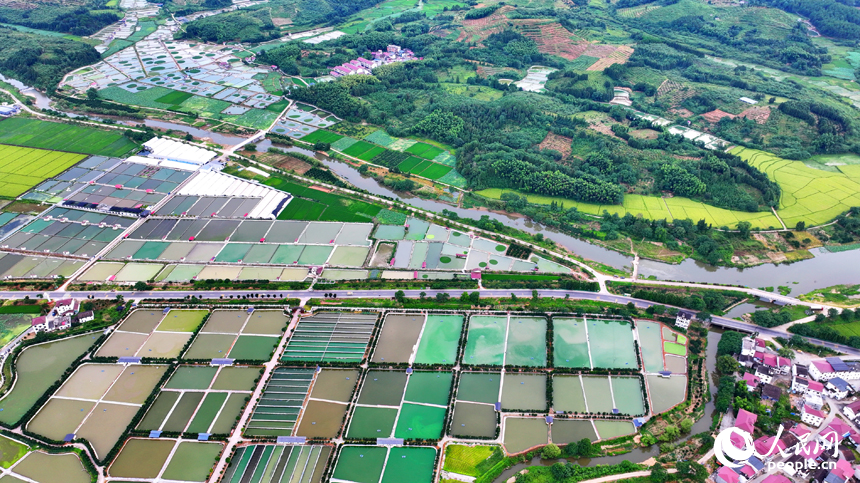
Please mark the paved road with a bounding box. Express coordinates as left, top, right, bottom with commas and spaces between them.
25, 288, 859, 356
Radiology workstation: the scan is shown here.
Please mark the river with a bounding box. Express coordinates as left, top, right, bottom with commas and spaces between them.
4, 73, 860, 292
490, 330, 720, 481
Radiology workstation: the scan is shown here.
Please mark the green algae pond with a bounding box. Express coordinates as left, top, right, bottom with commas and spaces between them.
552, 318, 590, 368
413, 314, 463, 364
0, 333, 96, 424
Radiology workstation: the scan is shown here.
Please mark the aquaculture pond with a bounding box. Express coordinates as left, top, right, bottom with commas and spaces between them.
0, 333, 96, 424
413, 314, 464, 364
371, 313, 425, 363
223, 444, 330, 483
332, 446, 436, 483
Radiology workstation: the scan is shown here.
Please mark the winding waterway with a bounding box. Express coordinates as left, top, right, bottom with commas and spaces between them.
5, 74, 860, 292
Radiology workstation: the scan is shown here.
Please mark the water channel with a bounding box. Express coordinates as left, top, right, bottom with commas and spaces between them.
491, 330, 720, 481
5, 75, 860, 292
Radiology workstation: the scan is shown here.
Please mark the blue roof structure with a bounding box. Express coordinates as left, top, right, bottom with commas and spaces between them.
211, 358, 234, 365
197, 433, 210, 441
118, 357, 141, 364
63, 434, 75, 442
277, 436, 307, 444
827, 357, 850, 372
377, 438, 404, 446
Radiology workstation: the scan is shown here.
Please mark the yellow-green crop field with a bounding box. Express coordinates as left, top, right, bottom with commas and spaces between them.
0, 145, 85, 198
733, 147, 860, 227
476, 189, 782, 229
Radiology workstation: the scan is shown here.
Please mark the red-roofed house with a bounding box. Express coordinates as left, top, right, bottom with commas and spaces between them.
714, 466, 739, 483
790, 423, 812, 440
54, 298, 78, 316
730, 431, 746, 449
802, 406, 826, 427
753, 435, 786, 461
743, 372, 760, 391
810, 360, 835, 381
819, 419, 852, 449
754, 350, 765, 361
735, 408, 757, 434
808, 380, 824, 396
761, 475, 791, 483
844, 400, 860, 420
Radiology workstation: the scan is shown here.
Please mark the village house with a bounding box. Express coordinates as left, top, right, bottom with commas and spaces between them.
753, 435, 786, 462
735, 408, 757, 435
805, 393, 824, 411
741, 337, 765, 357
743, 372, 760, 391
762, 383, 782, 403
843, 400, 860, 420
810, 358, 860, 381
754, 363, 775, 384
54, 298, 78, 317
802, 405, 826, 427
675, 310, 693, 329
714, 466, 739, 483
30, 316, 69, 333
824, 377, 852, 400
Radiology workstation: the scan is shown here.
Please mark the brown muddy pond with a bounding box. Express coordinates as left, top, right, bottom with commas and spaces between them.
501, 374, 546, 411
371, 314, 425, 363
551, 419, 597, 444
310, 369, 359, 402
503, 418, 548, 454
451, 402, 497, 438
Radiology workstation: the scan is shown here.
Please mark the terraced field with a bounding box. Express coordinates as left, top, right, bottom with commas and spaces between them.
476, 189, 782, 229
734, 147, 860, 227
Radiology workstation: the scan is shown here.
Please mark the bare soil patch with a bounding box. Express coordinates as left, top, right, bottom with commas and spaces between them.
538, 132, 573, 157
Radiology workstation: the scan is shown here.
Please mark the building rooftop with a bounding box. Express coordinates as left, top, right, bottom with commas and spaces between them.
736, 408, 757, 433
827, 357, 850, 372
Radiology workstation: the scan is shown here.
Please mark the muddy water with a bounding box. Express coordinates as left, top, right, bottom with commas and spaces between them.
357, 371, 407, 406
503, 418, 549, 454
551, 419, 598, 444
296, 400, 348, 438
553, 375, 587, 413
501, 374, 546, 411
647, 375, 688, 414
451, 402, 497, 438
0, 334, 96, 424
371, 314, 425, 363
202, 310, 248, 333
13, 452, 90, 483
310, 369, 359, 402
456, 373, 501, 404
77, 402, 141, 457
109, 439, 174, 478
212, 367, 262, 391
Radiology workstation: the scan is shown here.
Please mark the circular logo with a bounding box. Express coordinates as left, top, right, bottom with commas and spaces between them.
714, 428, 754, 468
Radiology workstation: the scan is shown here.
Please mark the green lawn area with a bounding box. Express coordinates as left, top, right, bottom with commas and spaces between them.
155, 90, 193, 105
342, 141, 375, 157
357, 146, 386, 161
396, 156, 423, 172
830, 321, 860, 338
417, 163, 453, 180
481, 274, 559, 281
0, 119, 137, 158
0, 314, 34, 347
406, 142, 433, 157
442, 445, 501, 477
0, 435, 28, 469
302, 130, 344, 144
277, 198, 326, 220
408, 160, 433, 175
416, 144, 445, 160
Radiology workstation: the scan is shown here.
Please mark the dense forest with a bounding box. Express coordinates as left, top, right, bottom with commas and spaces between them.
0, 0, 120, 36
177, 9, 279, 43
0, 27, 100, 89
753, 0, 860, 39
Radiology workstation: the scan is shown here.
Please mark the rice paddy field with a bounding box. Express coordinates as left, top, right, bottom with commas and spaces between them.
0, 146, 86, 198
734, 147, 860, 227
27, 363, 168, 457
477, 188, 783, 229
0, 119, 138, 158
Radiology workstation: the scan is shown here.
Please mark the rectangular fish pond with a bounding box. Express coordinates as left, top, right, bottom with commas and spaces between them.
109, 438, 223, 482
332, 446, 436, 483
463, 315, 546, 366
223, 444, 330, 483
